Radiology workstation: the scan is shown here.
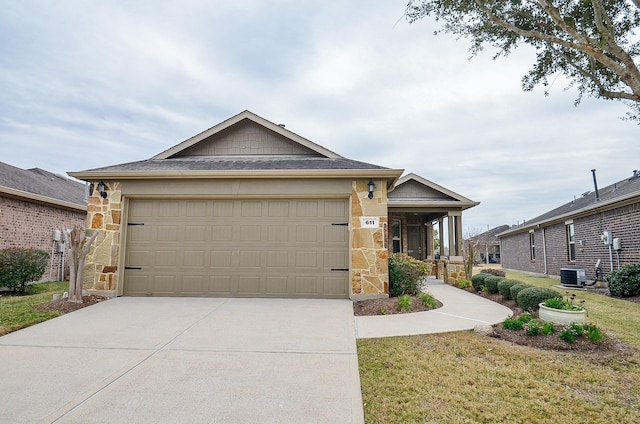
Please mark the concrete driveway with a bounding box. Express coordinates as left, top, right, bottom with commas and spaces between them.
0, 297, 364, 423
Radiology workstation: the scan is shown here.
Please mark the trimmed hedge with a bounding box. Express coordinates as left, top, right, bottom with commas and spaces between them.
388, 253, 431, 296
471, 273, 491, 291
509, 283, 532, 302
516, 286, 562, 311
0, 248, 50, 292
606, 264, 640, 298
497, 279, 522, 300
483, 275, 504, 294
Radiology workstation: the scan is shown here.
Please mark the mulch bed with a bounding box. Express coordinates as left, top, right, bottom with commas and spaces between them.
34, 295, 110, 313
353, 286, 639, 357
353, 296, 442, 316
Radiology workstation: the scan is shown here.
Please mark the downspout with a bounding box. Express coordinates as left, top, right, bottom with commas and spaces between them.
542, 227, 548, 275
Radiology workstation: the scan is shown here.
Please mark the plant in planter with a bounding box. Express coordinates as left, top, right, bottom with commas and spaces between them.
538, 293, 587, 325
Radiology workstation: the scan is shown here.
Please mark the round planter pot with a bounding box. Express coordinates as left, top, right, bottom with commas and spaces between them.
538, 303, 587, 325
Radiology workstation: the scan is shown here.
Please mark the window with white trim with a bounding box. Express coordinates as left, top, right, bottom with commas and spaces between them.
566, 223, 576, 261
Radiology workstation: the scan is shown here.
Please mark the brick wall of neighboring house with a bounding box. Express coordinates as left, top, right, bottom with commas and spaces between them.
500, 200, 640, 281
0, 196, 86, 282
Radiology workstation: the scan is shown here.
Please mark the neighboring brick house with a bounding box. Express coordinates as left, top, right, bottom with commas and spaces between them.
498, 171, 640, 282
0, 162, 87, 282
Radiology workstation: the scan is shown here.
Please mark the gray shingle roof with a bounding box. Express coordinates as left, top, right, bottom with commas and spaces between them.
0, 162, 86, 206
525, 173, 640, 226
469, 225, 511, 243
81, 156, 389, 172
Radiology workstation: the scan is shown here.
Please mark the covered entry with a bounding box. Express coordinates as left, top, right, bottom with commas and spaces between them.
123, 198, 350, 298
387, 173, 478, 261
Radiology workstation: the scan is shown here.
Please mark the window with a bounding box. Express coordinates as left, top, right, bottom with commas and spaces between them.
566, 223, 576, 261
392, 219, 401, 253
529, 232, 536, 260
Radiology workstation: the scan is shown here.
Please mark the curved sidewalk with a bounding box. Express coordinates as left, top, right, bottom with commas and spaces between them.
354, 279, 513, 339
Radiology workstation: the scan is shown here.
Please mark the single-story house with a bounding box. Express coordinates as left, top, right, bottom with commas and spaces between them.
468, 225, 510, 264
0, 162, 87, 282
69, 111, 477, 299
498, 171, 640, 281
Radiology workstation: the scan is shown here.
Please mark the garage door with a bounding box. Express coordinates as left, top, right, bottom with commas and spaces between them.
123, 199, 350, 298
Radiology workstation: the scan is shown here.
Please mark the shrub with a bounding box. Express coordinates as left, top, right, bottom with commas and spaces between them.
559, 323, 585, 344
497, 279, 522, 300
470, 273, 491, 291
606, 264, 640, 298
397, 294, 413, 312
516, 287, 562, 311
502, 316, 524, 331
0, 248, 50, 292
524, 320, 541, 336
419, 292, 438, 308
483, 275, 504, 294
455, 279, 472, 289
388, 254, 431, 297
584, 323, 604, 343
542, 322, 556, 335
482, 268, 506, 277
509, 283, 532, 301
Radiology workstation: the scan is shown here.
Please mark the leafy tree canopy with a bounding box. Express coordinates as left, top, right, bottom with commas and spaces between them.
406, 0, 640, 120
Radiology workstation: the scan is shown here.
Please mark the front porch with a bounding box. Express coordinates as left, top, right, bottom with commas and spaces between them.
386, 173, 479, 283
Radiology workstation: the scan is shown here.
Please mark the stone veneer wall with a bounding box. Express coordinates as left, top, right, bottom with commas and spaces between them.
83, 182, 121, 295
351, 179, 389, 299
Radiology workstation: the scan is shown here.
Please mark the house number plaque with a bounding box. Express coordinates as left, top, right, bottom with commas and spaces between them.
360, 217, 379, 228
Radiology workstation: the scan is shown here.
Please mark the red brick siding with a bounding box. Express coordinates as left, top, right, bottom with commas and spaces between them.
501, 200, 640, 280
0, 196, 86, 281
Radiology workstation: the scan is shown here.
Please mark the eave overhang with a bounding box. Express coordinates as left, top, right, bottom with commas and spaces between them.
0, 185, 87, 212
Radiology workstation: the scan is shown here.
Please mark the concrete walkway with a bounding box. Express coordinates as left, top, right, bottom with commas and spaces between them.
0, 298, 363, 424
354, 279, 513, 339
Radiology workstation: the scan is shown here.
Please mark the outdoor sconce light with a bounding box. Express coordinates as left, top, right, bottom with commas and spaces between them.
97, 180, 108, 199
367, 179, 375, 199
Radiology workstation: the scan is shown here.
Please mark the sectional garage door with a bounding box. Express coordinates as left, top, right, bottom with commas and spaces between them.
123, 198, 350, 298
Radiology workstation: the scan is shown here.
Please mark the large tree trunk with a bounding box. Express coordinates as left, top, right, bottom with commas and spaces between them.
64, 226, 98, 304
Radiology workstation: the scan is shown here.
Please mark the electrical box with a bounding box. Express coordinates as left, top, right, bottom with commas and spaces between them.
52, 229, 61, 242
56, 242, 65, 253
613, 238, 621, 250
602, 230, 613, 245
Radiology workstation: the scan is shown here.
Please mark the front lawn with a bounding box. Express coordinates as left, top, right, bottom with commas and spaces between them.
357, 270, 640, 423
0, 281, 68, 336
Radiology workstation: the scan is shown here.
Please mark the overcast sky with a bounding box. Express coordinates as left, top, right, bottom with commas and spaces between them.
2, 1, 638, 233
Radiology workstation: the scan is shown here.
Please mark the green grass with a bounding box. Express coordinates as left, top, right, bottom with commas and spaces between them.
0, 281, 68, 336
358, 269, 640, 423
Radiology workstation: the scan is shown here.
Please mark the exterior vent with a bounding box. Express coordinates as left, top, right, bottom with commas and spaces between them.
560, 268, 587, 287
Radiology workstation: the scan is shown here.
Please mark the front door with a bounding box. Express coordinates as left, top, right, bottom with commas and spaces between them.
407, 226, 422, 260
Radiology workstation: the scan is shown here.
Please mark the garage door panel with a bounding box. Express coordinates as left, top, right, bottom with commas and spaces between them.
124, 198, 349, 298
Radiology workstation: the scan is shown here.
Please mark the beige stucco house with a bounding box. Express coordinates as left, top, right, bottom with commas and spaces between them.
69, 111, 477, 300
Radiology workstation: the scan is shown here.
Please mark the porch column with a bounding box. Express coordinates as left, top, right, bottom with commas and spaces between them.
455, 214, 463, 256
438, 218, 444, 258
426, 223, 434, 259
447, 215, 455, 258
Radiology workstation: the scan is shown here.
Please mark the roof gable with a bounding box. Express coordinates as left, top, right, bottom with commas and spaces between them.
153, 110, 342, 160
389, 173, 477, 205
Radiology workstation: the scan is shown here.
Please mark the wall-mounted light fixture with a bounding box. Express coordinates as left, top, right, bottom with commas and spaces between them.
97, 180, 108, 199
367, 179, 375, 199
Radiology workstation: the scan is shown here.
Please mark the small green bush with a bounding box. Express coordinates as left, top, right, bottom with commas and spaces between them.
509, 283, 532, 301
455, 279, 472, 289
388, 253, 431, 297
524, 320, 541, 336
542, 322, 556, 335
470, 273, 491, 291
502, 316, 524, 331
584, 323, 604, 343
497, 279, 522, 300
0, 248, 50, 292
559, 323, 585, 344
397, 294, 413, 312
516, 286, 562, 311
419, 292, 438, 308
606, 264, 640, 298
483, 275, 504, 294
482, 268, 506, 277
